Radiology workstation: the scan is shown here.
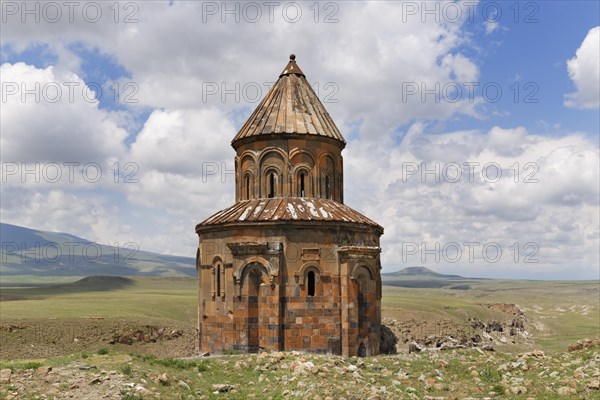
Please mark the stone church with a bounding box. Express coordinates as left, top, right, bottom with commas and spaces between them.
195, 55, 383, 357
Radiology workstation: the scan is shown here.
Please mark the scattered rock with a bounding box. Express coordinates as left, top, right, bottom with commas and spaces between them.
510, 386, 527, 394
212, 383, 234, 393
347, 365, 358, 373
88, 377, 102, 385
408, 342, 422, 353
379, 324, 398, 354
0, 368, 12, 384
178, 379, 191, 390
568, 337, 600, 352
158, 373, 169, 386
35, 366, 52, 376
519, 350, 545, 358
587, 380, 600, 390
557, 386, 576, 396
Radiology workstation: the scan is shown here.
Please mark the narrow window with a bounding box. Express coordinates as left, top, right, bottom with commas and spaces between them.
300, 173, 305, 197
245, 175, 250, 200
325, 175, 330, 199
216, 265, 221, 297
307, 271, 315, 296
268, 173, 275, 198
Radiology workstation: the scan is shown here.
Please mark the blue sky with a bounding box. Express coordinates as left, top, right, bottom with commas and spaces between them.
404, 0, 600, 138
1, 1, 598, 279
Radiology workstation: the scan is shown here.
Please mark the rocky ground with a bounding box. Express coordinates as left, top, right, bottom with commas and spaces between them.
0, 318, 197, 360
383, 303, 538, 354
1, 313, 599, 399
1, 339, 599, 399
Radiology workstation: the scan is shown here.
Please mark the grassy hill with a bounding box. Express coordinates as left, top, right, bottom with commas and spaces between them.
0, 223, 196, 280
382, 266, 487, 289
382, 266, 463, 278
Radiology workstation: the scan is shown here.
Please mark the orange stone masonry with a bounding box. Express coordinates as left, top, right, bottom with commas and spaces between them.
195, 55, 383, 357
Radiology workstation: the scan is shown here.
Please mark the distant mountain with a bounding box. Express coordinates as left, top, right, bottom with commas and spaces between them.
381, 267, 486, 289
0, 223, 196, 277
382, 266, 464, 279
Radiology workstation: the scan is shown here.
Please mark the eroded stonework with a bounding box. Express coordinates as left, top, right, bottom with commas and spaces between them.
195, 56, 384, 357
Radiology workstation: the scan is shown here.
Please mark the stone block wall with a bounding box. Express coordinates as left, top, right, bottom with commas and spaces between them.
196, 223, 381, 356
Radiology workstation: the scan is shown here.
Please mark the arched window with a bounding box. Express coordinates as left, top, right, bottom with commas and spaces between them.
268, 172, 276, 198
300, 173, 305, 197
245, 175, 251, 200
325, 175, 331, 199
307, 270, 315, 296
216, 265, 221, 297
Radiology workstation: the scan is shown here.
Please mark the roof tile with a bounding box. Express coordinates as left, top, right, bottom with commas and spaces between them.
232, 56, 346, 146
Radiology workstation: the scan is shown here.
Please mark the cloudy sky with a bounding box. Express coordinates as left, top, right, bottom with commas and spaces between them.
1, 0, 598, 279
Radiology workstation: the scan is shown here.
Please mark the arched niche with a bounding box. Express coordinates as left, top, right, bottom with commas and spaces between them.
351, 264, 376, 292
259, 148, 287, 198
238, 151, 258, 201
211, 256, 225, 298
317, 153, 337, 200
292, 165, 313, 197
242, 171, 255, 200
239, 262, 270, 297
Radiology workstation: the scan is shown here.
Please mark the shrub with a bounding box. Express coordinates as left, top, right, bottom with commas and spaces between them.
120, 364, 133, 377
492, 384, 506, 395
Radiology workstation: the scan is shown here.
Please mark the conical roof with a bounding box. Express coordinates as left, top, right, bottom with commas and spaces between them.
231, 55, 346, 147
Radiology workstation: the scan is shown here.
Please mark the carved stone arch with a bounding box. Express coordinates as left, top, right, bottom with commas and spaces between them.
351, 264, 376, 292
290, 149, 316, 170
316, 152, 337, 168
297, 262, 322, 284
238, 261, 270, 297
239, 150, 258, 166
257, 147, 288, 167
234, 256, 273, 282
351, 263, 374, 280
240, 262, 269, 284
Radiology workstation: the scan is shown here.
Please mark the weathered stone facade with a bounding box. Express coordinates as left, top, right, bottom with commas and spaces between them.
195, 55, 384, 357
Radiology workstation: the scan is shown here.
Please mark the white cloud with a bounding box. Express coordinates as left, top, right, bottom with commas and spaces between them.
344, 125, 599, 279
485, 19, 501, 35
1, 1, 599, 279
0, 62, 128, 163
1, 1, 483, 137
565, 26, 600, 109
130, 108, 234, 176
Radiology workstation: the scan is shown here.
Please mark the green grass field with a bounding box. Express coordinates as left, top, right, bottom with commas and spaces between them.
1, 275, 597, 353
0, 275, 598, 399
0, 277, 198, 323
